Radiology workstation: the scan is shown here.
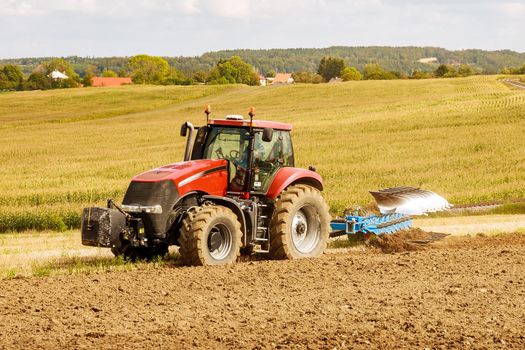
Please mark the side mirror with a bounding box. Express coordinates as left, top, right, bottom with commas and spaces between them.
262, 127, 273, 142
180, 122, 188, 137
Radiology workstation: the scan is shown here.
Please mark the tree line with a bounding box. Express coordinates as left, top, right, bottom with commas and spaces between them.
0, 55, 261, 91
291, 57, 492, 83
1, 52, 524, 91
2, 46, 525, 77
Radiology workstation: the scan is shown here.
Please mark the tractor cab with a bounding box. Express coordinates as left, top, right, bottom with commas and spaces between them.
182, 112, 294, 195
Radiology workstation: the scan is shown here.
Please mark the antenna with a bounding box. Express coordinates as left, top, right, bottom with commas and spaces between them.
248, 106, 255, 131
204, 104, 211, 124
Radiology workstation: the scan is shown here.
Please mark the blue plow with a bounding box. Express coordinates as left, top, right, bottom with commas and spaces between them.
330, 212, 412, 237
330, 187, 451, 238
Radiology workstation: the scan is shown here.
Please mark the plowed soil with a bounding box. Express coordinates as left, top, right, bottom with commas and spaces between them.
1, 234, 524, 349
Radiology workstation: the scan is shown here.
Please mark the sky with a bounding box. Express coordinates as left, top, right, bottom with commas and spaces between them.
1, 0, 524, 58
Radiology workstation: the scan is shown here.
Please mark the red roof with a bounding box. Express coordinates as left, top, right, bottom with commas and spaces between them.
209, 118, 292, 131
272, 73, 293, 84
92, 77, 132, 87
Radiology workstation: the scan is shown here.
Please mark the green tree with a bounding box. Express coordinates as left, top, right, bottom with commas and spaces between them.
118, 67, 131, 77
208, 56, 259, 86
458, 64, 475, 77
82, 64, 96, 87
192, 70, 209, 83
510, 63, 525, 74
341, 67, 361, 81
83, 64, 98, 77
0, 64, 24, 90
163, 67, 192, 85
23, 72, 52, 90
434, 64, 454, 77
317, 56, 345, 82
363, 64, 391, 80
292, 71, 323, 84
82, 75, 93, 87
127, 55, 170, 84
0, 71, 9, 90
102, 69, 118, 77
411, 71, 434, 79
443, 70, 459, 78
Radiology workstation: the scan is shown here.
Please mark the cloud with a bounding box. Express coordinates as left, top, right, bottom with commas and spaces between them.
176, 0, 201, 15
0, 0, 524, 57
499, 1, 525, 17
0, 0, 339, 18
0, 0, 37, 16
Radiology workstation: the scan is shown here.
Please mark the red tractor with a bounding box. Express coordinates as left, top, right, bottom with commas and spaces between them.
81, 106, 331, 265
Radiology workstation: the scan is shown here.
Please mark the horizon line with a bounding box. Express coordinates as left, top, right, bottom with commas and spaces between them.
1, 45, 524, 61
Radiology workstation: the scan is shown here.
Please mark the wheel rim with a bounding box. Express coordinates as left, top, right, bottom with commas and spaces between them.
291, 206, 320, 254
207, 223, 233, 260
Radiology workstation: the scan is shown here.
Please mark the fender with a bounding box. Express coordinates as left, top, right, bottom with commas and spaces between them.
202, 195, 249, 247
265, 167, 324, 200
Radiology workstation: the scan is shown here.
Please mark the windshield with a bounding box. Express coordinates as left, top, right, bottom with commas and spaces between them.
203, 127, 251, 166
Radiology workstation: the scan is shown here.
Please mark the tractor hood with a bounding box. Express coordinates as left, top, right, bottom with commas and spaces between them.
132, 159, 228, 186
133, 159, 228, 195
123, 159, 229, 235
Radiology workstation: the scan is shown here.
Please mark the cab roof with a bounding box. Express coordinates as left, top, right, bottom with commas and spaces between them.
209, 118, 292, 131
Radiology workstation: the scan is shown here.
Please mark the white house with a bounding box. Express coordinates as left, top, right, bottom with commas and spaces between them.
48, 70, 69, 80
418, 57, 438, 64
259, 74, 267, 86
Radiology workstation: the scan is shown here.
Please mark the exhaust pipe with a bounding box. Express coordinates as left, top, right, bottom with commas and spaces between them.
180, 122, 195, 161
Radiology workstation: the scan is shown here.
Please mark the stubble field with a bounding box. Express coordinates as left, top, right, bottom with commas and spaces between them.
0, 75, 524, 232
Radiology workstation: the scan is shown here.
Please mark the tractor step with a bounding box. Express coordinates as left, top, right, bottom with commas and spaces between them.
253, 247, 269, 253
253, 237, 269, 253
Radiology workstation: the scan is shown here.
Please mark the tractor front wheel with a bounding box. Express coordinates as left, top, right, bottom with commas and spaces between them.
179, 205, 242, 266
270, 184, 331, 260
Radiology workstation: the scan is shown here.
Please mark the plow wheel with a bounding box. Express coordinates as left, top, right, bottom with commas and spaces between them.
179, 205, 242, 266
270, 184, 331, 260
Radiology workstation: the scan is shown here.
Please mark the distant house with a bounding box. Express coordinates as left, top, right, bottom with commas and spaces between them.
48, 70, 68, 80
328, 77, 343, 83
418, 57, 438, 64
272, 73, 294, 85
91, 77, 132, 87
259, 75, 267, 86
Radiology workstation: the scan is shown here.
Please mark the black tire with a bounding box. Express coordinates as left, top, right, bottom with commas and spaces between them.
269, 184, 331, 259
179, 205, 242, 266
111, 242, 168, 262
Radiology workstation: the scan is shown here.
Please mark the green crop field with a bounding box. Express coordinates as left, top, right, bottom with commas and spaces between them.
1, 76, 524, 232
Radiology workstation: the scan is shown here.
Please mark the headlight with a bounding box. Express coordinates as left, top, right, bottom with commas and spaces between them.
121, 204, 163, 214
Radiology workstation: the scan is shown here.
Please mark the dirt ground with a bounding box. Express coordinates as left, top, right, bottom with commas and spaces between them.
0, 233, 524, 349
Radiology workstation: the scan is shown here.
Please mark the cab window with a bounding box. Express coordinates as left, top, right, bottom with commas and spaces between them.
252, 130, 294, 192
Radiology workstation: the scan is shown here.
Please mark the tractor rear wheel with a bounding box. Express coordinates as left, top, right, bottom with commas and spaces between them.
179, 205, 242, 266
269, 184, 331, 260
